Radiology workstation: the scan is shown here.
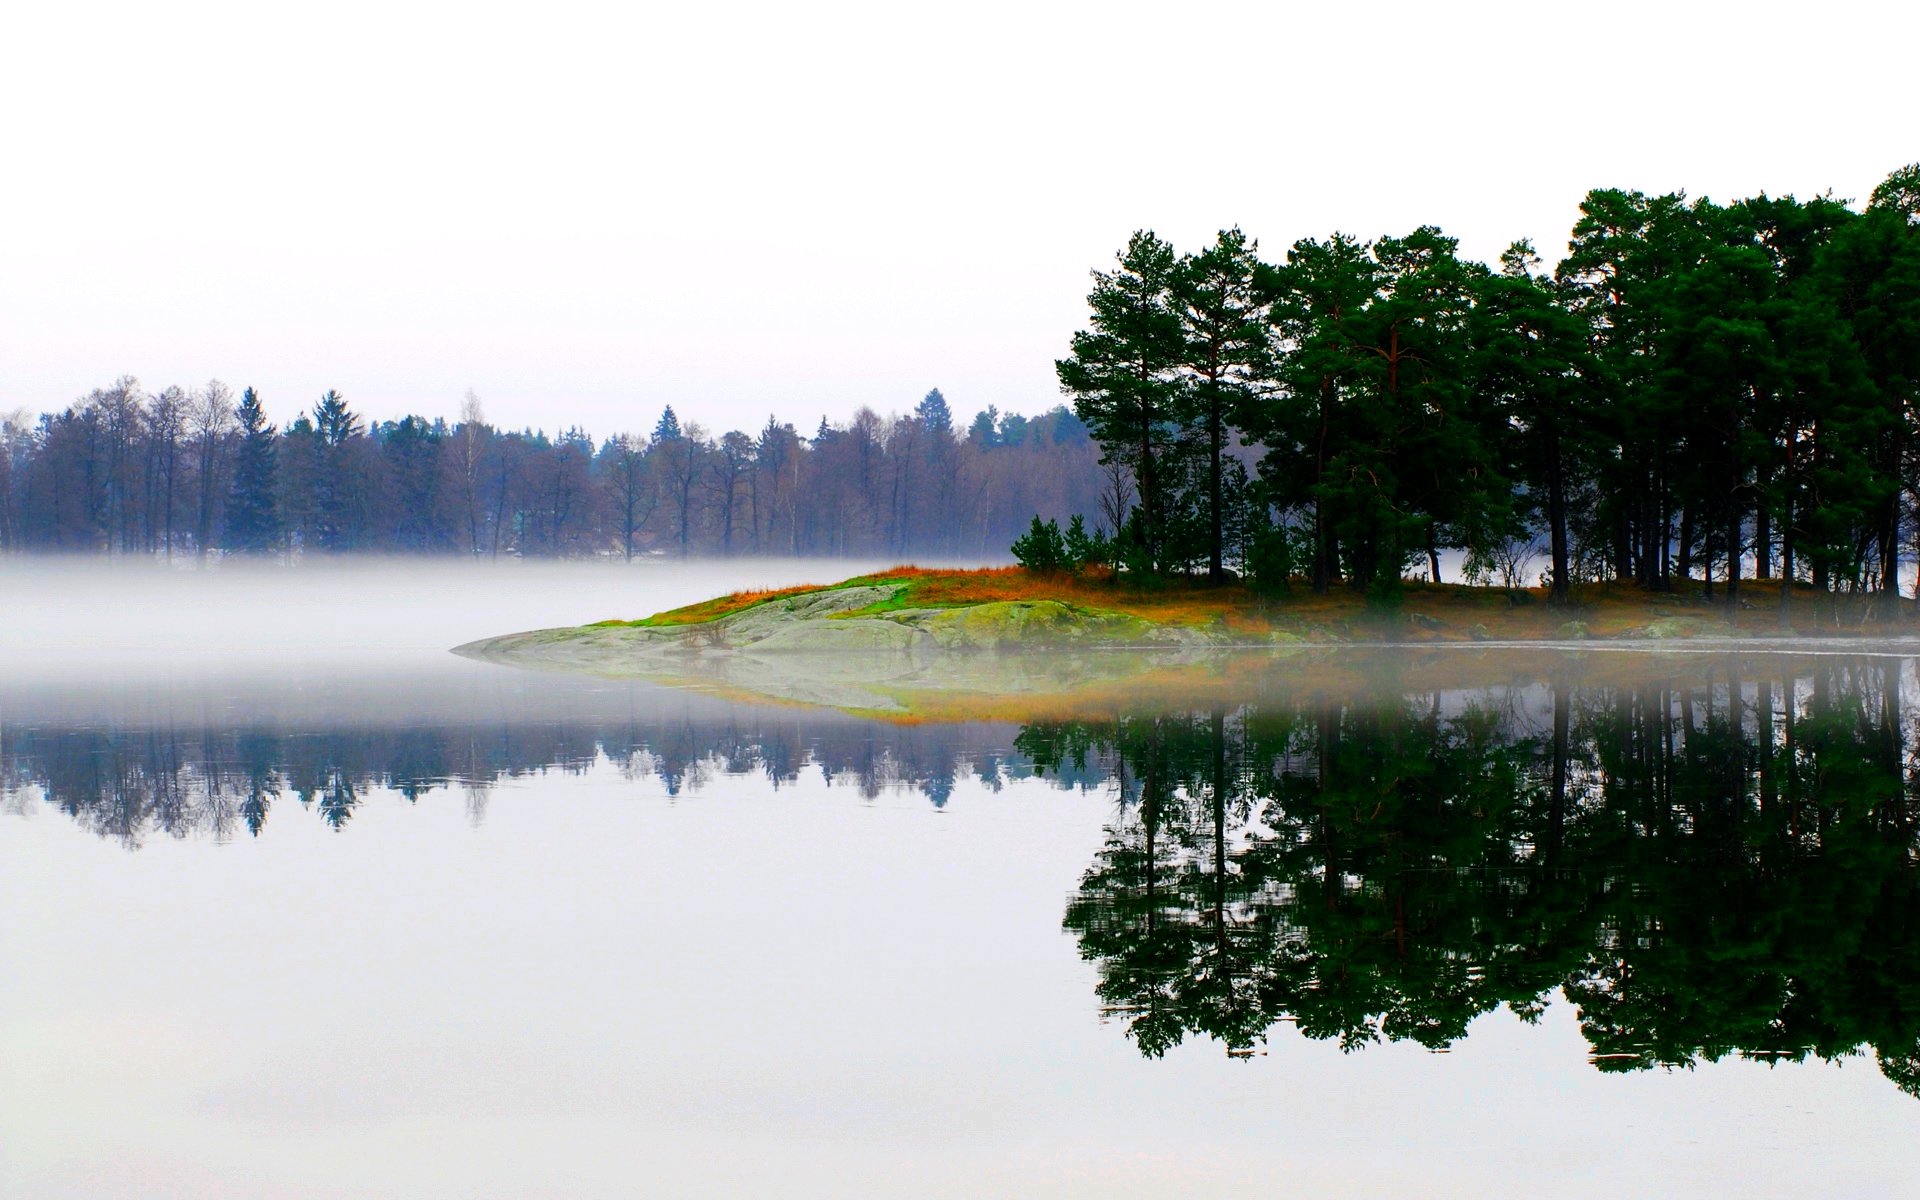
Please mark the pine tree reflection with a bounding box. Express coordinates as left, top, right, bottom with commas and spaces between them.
1033, 658, 1920, 1092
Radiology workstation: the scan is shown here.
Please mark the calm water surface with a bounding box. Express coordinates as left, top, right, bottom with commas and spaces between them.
4, 566, 1919, 1198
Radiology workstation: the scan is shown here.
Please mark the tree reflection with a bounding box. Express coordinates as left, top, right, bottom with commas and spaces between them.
0, 707, 1023, 845
11, 655, 1920, 1093
1034, 658, 1920, 1093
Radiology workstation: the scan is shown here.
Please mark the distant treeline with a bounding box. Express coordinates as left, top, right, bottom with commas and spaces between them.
1058, 164, 1920, 606
0, 386, 1103, 559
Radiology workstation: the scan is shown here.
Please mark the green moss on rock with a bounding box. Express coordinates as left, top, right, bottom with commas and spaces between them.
920, 600, 1157, 650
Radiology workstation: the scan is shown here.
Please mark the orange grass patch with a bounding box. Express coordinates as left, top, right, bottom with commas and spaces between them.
845, 566, 1265, 628
598, 582, 827, 627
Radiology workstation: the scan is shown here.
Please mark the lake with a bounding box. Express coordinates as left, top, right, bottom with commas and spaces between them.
3, 562, 1918, 1198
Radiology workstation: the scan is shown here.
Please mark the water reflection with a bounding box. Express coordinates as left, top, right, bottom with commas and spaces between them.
0, 677, 1033, 843
1026, 655, 1920, 1093
7, 652, 1920, 1095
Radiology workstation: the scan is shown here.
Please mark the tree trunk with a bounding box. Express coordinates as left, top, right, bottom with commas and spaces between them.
1613, 505, 1631, 584
1548, 436, 1570, 605
1880, 490, 1901, 601
1207, 388, 1225, 584
1640, 485, 1660, 588
1311, 499, 1331, 595
1657, 490, 1672, 589
1311, 377, 1333, 594
1779, 500, 1795, 621
1677, 506, 1693, 584
1724, 506, 1740, 613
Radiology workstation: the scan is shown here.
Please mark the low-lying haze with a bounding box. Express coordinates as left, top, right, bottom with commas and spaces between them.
0, 558, 906, 678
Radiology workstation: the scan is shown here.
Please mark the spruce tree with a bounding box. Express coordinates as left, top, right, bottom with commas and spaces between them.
915, 388, 953, 435
310, 390, 362, 550
224, 387, 281, 552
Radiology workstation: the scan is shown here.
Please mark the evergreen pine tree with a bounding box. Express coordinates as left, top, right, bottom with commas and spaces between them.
224, 387, 281, 552
915, 388, 954, 435
1174, 227, 1271, 582
1474, 241, 1598, 604
310, 390, 363, 550
1057, 231, 1183, 571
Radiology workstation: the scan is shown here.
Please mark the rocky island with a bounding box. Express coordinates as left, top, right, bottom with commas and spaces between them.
452, 567, 1920, 714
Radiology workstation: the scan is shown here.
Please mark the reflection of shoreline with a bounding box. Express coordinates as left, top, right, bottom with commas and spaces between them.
463, 640, 1920, 723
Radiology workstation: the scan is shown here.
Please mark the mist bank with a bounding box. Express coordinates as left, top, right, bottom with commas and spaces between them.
0, 557, 918, 680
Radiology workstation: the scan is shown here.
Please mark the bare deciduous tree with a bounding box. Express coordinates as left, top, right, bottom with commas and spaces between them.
605, 432, 657, 560
191, 380, 235, 556
708, 430, 754, 555
652, 422, 709, 558
450, 389, 490, 555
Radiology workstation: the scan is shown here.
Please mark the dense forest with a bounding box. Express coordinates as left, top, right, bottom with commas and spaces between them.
0, 387, 1103, 559
1056, 164, 1920, 607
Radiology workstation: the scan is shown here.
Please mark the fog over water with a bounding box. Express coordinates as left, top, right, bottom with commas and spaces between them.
0, 557, 907, 679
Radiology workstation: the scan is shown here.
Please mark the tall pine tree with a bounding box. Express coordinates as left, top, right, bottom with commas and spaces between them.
1057, 231, 1184, 571
310, 390, 363, 550
1473, 242, 1597, 603
1174, 227, 1271, 583
224, 387, 280, 552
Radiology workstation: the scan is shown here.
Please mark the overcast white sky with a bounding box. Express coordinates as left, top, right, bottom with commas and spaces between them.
1, 0, 1912, 435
